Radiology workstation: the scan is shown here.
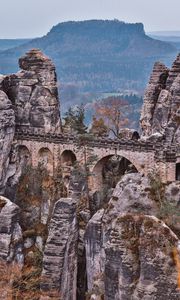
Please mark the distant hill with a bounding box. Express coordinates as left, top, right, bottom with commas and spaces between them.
0, 20, 177, 95
148, 34, 180, 50
148, 31, 180, 37
0, 39, 31, 51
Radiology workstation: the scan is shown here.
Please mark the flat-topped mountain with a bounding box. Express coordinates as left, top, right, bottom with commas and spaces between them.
0, 20, 177, 93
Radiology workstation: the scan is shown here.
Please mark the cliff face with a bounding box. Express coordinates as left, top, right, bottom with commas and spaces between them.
40, 198, 78, 300
140, 54, 180, 144
0, 88, 15, 194
0, 196, 23, 300
0, 50, 63, 298
0, 48, 62, 195
1, 49, 62, 133
0, 196, 23, 264
85, 174, 180, 300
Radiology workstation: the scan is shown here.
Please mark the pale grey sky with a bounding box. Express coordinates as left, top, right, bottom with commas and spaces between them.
0, 0, 179, 38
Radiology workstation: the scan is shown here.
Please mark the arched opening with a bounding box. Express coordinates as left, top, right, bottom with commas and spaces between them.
89, 154, 138, 215
38, 148, 53, 174
92, 155, 138, 192
61, 150, 77, 178
176, 163, 180, 180
61, 150, 76, 166
18, 145, 31, 166
60, 150, 77, 195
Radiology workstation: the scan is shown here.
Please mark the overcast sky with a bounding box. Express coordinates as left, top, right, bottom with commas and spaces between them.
0, 0, 179, 38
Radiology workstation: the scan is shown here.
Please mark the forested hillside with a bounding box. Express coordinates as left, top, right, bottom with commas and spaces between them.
0, 39, 31, 51
0, 20, 177, 93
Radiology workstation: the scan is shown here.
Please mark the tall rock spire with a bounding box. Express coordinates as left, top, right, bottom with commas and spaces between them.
140, 54, 180, 145
166, 53, 180, 89
140, 62, 169, 137
2, 49, 62, 133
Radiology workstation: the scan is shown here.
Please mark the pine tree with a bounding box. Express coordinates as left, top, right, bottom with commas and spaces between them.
63, 105, 87, 134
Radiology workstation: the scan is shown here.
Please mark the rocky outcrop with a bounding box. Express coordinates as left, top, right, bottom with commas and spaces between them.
40, 198, 78, 300
104, 215, 179, 300
165, 73, 180, 144
0, 91, 15, 194
0, 50, 64, 298
140, 62, 169, 137
85, 209, 104, 295
0, 49, 63, 197
0, 196, 23, 300
85, 174, 180, 299
0, 196, 23, 263
166, 53, 180, 89
1, 49, 62, 133
140, 54, 180, 144
0, 49, 62, 193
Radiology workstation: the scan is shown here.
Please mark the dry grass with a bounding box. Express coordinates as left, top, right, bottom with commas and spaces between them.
0, 259, 61, 299
173, 247, 180, 289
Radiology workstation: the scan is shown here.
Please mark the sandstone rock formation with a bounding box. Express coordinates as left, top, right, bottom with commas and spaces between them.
1, 49, 62, 133
40, 198, 78, 300
104, 215, 178, 300
85, 174, 180, 300
0, 196, 23, 300
0, 90, 15, 194
0, 195, 23, 263
0, 50, 63, 298
140, 54, 180, 144
0, 48, 63, 196
140, 62, 169, 137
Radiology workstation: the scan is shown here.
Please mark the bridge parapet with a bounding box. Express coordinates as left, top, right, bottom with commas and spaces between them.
15, 126, 178, 159
15, 126, 158, 153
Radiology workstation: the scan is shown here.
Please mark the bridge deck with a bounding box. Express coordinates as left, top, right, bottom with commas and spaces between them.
14, 127, 179, 159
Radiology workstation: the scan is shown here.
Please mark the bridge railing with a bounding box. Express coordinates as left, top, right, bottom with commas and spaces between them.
14, 126, 178, 157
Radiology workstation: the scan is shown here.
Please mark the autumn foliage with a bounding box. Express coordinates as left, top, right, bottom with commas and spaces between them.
90, 116, 109, 137
93, 96, 130, 138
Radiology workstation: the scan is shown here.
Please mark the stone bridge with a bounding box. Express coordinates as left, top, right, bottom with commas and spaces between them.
14, 127, 179, 191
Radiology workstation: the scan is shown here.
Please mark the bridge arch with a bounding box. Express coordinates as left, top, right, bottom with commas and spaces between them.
61, 150, 76, 166
38, 147, 53, 174
90, 154, 139, 192
60, 150, 77, 179
18, 145, 31, 166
